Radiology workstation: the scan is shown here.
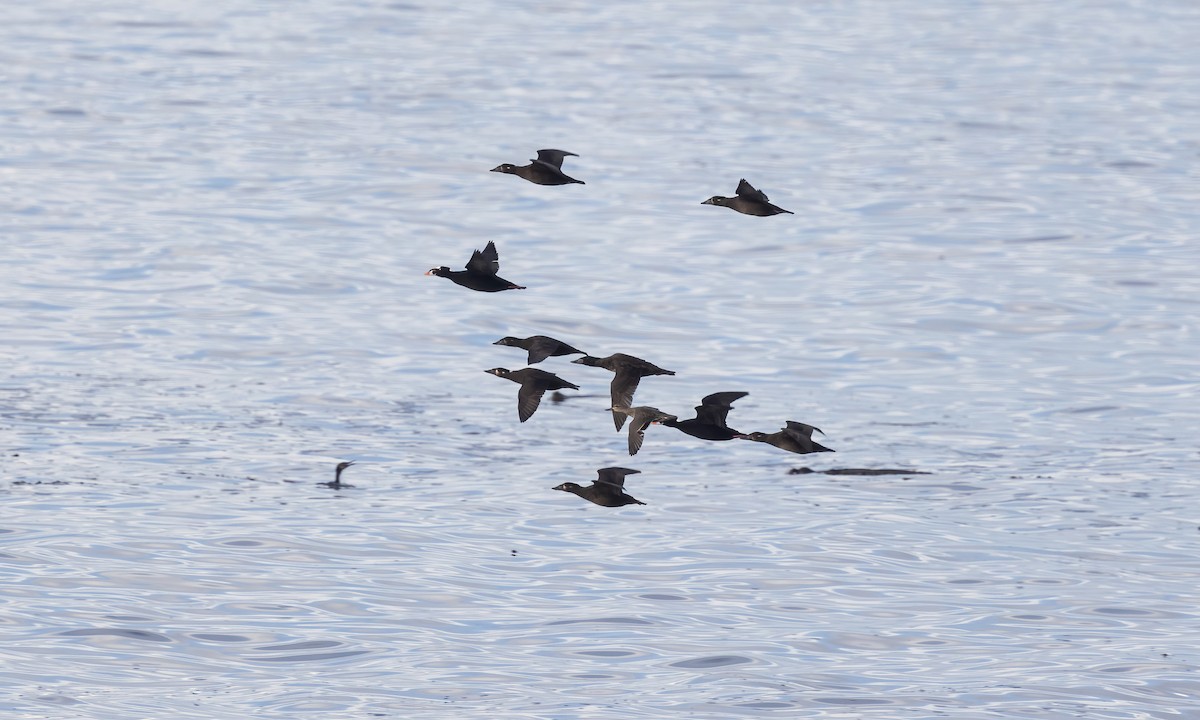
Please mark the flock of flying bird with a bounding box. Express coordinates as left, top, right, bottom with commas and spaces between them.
395, 149, 831, 507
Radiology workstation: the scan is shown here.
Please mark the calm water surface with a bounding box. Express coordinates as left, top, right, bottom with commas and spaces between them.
3, 1, 1200, 718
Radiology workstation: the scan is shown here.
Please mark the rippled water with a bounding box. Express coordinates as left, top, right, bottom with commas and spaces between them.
3, 0, 1200, 717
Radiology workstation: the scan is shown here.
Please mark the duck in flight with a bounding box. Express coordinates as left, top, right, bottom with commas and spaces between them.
553, 467, 645, 507
572, 353, 676, 430
485, 367, 580, 422
738, 421, 834, 454
491, 149, 585, 186
702, 179, 793, 216
661, 391, 747, 441
610, 405, 677, 456
426, 241, 526, 292
493, 335, 586, 365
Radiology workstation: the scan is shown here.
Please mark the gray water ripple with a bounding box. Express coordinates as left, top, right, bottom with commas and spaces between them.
57, 628, 172, 642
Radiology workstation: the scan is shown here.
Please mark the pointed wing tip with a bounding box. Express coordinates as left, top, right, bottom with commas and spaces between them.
628, 430, 644, 455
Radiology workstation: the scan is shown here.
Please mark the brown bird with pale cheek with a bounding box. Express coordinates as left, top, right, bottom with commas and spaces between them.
702, 178, 793, 216
491, 149, 585, 186
554, 467, 645, 507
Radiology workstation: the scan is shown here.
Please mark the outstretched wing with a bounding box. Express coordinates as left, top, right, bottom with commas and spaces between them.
516, 383, 547, 422
627, 410, 675, 455
735, 178, 770, 203
596, 466, 641, 488
534, 149, 578, 169
627, 421, 647, 455
780, 421, 833, 453
525, 336, 578, 364
694, 391, 748, 428
466, 241, 500, 276
609, 371, 643, 430
784, 421, 823, 438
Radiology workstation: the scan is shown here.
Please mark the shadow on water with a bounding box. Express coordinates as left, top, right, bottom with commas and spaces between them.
788, 467, 932, 476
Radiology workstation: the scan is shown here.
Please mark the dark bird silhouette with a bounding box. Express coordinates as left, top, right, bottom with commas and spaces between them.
485, 367, 580, 422
493, 335, 585, 365
553, 467, 645, 507
426, 241, 526, 292
572, 353, 676, 429
610, 405, 677, 455
701, 179, 793, 216
661, 391, 748, 441
491, 149, 585, 186
738, 421, 835, 454
320, 461, 355, 489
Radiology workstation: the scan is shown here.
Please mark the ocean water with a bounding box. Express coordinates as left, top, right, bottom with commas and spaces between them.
3, 0, 1200, 718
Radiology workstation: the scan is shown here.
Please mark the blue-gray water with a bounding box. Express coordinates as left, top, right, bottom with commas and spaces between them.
3, 1, 1199, 718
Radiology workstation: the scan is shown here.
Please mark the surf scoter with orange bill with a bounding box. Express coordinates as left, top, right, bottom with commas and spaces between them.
426, 241, 526, 292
